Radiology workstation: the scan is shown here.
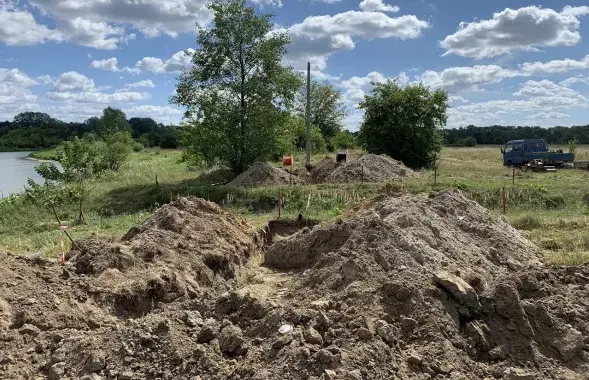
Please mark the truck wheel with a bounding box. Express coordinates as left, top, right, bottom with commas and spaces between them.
506, 161, 512, 167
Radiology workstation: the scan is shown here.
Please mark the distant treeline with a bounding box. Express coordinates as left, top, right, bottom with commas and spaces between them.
0, 112, 180, 151
445, 125, 589, 146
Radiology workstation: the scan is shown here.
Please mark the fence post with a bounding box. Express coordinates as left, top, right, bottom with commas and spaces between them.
512, 167, 515, 185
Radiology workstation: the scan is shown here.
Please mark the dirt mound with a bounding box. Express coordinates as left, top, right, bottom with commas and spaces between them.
3, 192, 589, 380
228, 162, 301, 187
68, 196, 260, 316
310, 157, 340, 183
325, 154, 415, 183
262, 190, 589, 379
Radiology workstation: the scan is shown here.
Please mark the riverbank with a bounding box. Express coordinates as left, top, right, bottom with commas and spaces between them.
28, 149, 58, 161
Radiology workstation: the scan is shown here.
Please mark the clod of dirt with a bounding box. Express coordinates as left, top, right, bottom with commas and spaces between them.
325, 154, 415, 183
228, 162, 301, 187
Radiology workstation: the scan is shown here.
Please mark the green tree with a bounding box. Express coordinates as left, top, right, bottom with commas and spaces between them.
295, 80, 346, 141
171, 0, 301, 173
359, 81, 448, 169
99, 107, 130, 136
332, 130, 357, 150
102, 131, 134, 171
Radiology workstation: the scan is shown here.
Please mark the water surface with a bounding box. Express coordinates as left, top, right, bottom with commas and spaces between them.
0, 152, 44, 197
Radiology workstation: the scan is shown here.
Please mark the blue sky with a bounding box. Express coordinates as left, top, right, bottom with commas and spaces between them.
1, 0, 589, 130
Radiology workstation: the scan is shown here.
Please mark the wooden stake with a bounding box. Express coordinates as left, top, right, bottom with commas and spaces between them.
277, 190, 282, 219
50, 203, 81, 251
361, 165, 364, 183
512, 167, 515, 185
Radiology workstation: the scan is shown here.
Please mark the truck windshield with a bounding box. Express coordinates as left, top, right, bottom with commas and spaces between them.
504, 144, 514, 152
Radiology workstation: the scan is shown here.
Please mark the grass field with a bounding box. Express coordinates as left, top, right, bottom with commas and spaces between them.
2, 145, 589, 265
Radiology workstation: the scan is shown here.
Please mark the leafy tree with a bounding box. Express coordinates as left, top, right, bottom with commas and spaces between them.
295, 80, 346, 141
129, 117, 159, 138
35, 135, 107, 182
170, 0, 301, 173
103, 131, 134, 171
359, 81, 448, 169
99, 107, 130, 136
284, 115, 326, 154
332, 130, 357, 150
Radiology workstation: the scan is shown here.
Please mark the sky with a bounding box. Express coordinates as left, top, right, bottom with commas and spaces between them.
1, 0, 589, 130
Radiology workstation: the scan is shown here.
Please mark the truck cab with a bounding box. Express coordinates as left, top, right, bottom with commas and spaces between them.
501, 139, 574, 167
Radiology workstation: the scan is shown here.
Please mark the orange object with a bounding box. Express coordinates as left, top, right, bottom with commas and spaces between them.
282, 156, 293, 166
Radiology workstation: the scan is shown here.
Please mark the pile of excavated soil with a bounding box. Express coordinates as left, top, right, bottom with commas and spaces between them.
228, 162, 301, 187
264, 190, 589, 379
3, 191, 589, 380
325, 154, 415, 183
310, 157, 340, 184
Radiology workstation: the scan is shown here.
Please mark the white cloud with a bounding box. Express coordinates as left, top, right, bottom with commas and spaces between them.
51, 71, 96, 93
0, 68, 39, 104
125, 80, 155, 88
417, 65, 519, 92
560, 75, 589, 87
46, 91, 150, 103
134, 49, 194, 73
449, 95, 469, 104
0, 5, 61, 46
250, 0, 283, 7
441, 6, 589, 59
520, 54, 589, 75
123, 105, 183, 123
54, 18, 128, 50
28, 0, 212, 39
282, 11, 428, 71
527, 112, 570, 120
359, 0, 399, 13
91, 57, 140, 73
513, 80, 579, 98
341, 71, 386, 89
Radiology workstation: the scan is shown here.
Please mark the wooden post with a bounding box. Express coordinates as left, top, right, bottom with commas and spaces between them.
434, 166, 437, 185
512, 167, 515, 185
361, 165, 364, 183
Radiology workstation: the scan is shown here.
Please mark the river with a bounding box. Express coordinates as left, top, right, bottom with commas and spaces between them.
0, 152, 45, 197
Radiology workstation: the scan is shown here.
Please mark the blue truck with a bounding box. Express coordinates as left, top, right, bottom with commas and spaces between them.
501, 139, 574, 167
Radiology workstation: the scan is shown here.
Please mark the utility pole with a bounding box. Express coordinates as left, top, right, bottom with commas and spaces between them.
305, 62, 311, 169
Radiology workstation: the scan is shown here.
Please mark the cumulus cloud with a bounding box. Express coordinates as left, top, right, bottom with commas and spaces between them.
359, 0, 399, 13
527, 111, 570, 120
250, 0, 283, 7
91, 50, 194, 74
417, 65, 519, 92
0, 68, 39, 104
46, 91, 150, 103
123, 105, 183, 123
281, 11, 428, 70
135, 49, 195, 73
560, 75, 589, 87
28, 0, 212, 39
51, 71, 96, 93
440, 6, 589, 59
0, 4, 61, 46
449, 95, 469, 104
520, 54, 589, 75
513, 80, 579, 98
125, 80, 155, 88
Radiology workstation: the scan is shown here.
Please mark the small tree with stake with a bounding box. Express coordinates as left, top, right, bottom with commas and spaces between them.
171, 0, 301, 173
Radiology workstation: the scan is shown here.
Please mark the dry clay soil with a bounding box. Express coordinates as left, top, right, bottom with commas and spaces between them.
2, 191, 589, 380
